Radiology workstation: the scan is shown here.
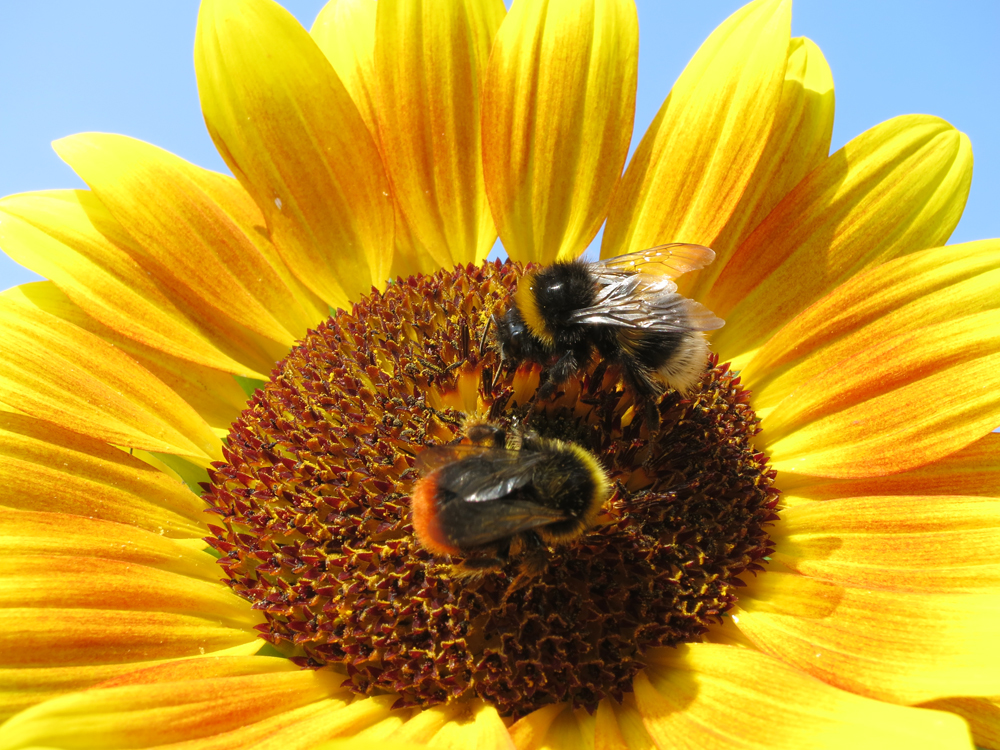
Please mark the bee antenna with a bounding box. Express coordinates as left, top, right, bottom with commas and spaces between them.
479, 314, 496, 356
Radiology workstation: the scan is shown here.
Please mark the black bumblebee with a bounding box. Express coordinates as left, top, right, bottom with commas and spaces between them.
410, 422, 610, 576
494, 244, 724, 424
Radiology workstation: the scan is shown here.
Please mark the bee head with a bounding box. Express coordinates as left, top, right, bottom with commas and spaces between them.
494, 305, 541, 361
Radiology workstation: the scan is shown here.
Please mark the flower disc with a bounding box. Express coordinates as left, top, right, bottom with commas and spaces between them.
203, 260, 778, 717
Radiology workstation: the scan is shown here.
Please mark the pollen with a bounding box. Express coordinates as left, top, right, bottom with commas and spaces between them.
203, 260, 778, 718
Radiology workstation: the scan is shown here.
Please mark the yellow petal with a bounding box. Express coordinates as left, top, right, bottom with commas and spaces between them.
483, 0, 638, 263
0, 643, 263, 725
52, 134, 326, 355
921, 697, 1000, 750
0, 411, 204, 536
309, 0, 439, 281
780, 431, 1000, 505
0, 291, 221, 462
195, 0, 393, 306
0, 608, 259, 671
743, 239, 1000, 407
375, 0, 503, 270
0, 658, 353, 750
311, 0, 380, 137
764, 309, 1000, 478
391, 705, 461, 743
772, 495, 1000, 593
427, 700, 516, 750
636, 643, 974, 749
0, 509, 217, 581
0, 556, 255, 627
509, 703, 595, 750
13, 280, 249, 435
0, 190, 261, 376
735, 587, 1000, 704
595, 695, 655, 750
602, 0, 791, 258
685, 35, 834, 299
708, 115, 973, 362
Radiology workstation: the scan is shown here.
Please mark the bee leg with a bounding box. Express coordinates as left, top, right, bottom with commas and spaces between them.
643, 398, 661, 433
548, 352, 579, 385
500, 533, 547, 603
519, 531, 549, 576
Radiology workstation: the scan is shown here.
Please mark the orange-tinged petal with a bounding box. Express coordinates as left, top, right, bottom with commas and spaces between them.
0, 509, 217, 581
0, 190, 259, 376
0, 411, 204, 536
636, 643, 974, 749
922, 697, 1000, 750
0, 292, 220, 462
427, 700, 516, 750
764, 310, 1000, 478
0, 643, 263, 724
375, 0, 502, 271
310, 0, 436, 281
743, 239, 1000, 406
780, 431, 1000, 504
52, 135, 327, 348
734, 587, 1000, 704
594, 695, 655, 750
0, 556, 253, 625
602, 0, 790, 259
0, 608, 258, 669
685, 36, 834, 298
708, 115, 972, 362
311, 0, 379, 137
12, 280, 249, 435
483, 0, 638, 263
0, 658, 354, 750
195, 0, 393, 307
772, 495, 1000, 593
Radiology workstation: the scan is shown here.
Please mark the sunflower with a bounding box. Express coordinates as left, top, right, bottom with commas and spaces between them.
1, 0, 998, 747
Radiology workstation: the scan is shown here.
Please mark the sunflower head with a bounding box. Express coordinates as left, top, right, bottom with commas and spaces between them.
202, 259, 778, 717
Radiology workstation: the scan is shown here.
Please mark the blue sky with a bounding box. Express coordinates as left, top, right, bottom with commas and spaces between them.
1, 0, 997, 289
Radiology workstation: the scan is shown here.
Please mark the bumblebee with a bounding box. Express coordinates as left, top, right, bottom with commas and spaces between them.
494, 244, 724, 424
410, 423, 610, 575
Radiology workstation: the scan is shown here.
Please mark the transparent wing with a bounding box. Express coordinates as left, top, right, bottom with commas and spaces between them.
415, 446, 549, 504
595, 243, 716, 281
568, 289, 724, 332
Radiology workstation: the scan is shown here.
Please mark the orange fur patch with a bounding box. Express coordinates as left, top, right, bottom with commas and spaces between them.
411, 476, 460, 556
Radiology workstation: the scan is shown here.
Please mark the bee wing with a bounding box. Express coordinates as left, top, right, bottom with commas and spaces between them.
443, 499, 570, 548
567, 291, 724, 332
416, 446, 549, 504
594, 243, 716, 281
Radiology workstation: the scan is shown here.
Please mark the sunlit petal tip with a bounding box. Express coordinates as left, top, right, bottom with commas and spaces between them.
685, 32, 835, 298
483, 0, 639, 264
709, 113, 973, 362
374, 0, 503, 271
311, 0, 380, 138
602, 0, 791, 260
194, 0, 394, 306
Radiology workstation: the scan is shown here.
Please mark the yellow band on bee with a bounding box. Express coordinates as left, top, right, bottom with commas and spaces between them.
515, 273, 555, 347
